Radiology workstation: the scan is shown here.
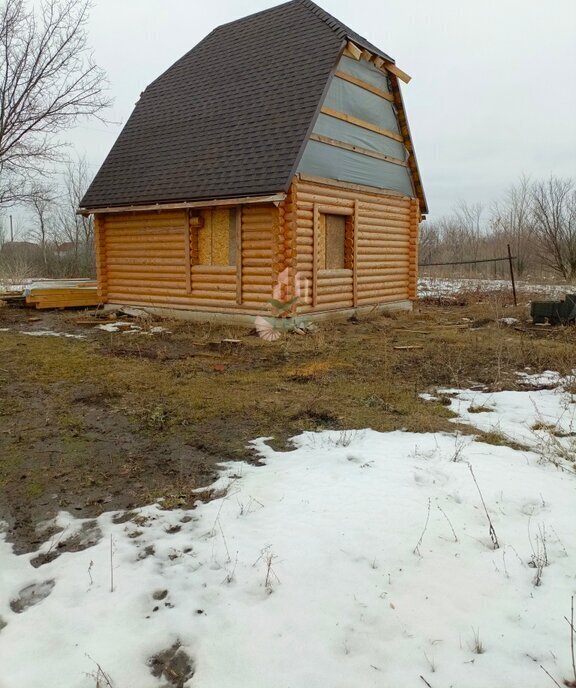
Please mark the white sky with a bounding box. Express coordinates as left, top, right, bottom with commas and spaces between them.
28, 0, 576, 229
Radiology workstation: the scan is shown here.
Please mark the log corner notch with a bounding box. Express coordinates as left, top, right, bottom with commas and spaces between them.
344, 40, 412, 84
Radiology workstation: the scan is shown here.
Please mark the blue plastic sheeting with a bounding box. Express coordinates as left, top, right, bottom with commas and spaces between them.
323, 77, 400, 135
312, 113, 407, 161
338, 56, 391, 93
297, 139, 414, 197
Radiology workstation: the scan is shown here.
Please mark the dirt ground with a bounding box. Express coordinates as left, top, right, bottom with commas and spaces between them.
1, 289, 575, 554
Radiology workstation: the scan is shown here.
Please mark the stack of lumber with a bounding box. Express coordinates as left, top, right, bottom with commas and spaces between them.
24, 280, 100, 310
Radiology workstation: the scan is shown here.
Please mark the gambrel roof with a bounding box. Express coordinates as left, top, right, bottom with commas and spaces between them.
81, 0, 426, 212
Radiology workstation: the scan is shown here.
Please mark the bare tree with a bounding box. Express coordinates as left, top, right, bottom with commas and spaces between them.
454, 201, 485, 261
0, 0, 110, 205
419, 220, 440, 265
54, 155, 94, 275
531, 176, 576, 281
490, 175, 535, 276
27, 185, 55, 270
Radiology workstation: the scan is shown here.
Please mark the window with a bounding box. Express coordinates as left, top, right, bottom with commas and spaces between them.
319, 213, 353, 270
193, 208, 237, 266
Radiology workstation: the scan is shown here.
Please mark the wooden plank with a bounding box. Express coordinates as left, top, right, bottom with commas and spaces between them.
106, 248, 184, 258
106, 257, 186, 266
360, 49, 372, 62
27, 293, 99, 302
177, 273, 235, 284
317, 268, 353, 278
107, 272, 187, 282
81, 194, 286, 216
106, 285, 196, 297
297, 175, 410, 202
315, 283, 353, 295
345, 41, 362, 60
27, 287, 98, 296
373, 56, 385, 69
317, 274, 353, 285
309, 133, 407, 167
320, 107, 404, 143
384, 62, 411, 84
191, 265, 236, 275
108, 279, 187, 289
104, 221, 185, 231
358, 216, 411, 228
334, 70, 394, 102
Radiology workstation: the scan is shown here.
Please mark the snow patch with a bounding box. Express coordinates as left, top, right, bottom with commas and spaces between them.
0, 384, 575, 687
21, 330, 86, 340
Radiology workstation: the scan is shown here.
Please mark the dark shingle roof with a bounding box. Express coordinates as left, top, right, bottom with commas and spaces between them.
81, 1, 395, 209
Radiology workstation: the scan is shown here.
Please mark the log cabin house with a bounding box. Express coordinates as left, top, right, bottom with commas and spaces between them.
80, 0, 427, 322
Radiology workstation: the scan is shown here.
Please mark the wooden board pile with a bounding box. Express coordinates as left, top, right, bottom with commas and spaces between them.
24, 280, 101, 310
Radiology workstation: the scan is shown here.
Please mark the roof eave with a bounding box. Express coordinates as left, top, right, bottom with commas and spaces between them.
77, 192, 287, 216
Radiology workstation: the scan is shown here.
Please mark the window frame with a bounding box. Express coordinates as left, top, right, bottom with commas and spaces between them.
312, 203, 355, 307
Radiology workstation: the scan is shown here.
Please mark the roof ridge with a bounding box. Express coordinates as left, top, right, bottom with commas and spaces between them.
297, 0, 347, 36
297, 0, 394, 63
213, 1, 297, 31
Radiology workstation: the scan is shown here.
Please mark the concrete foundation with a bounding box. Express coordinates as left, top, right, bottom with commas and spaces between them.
104, 300, 413, 327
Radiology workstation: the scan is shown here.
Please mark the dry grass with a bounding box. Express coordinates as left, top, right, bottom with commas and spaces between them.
1, 296, 576, 549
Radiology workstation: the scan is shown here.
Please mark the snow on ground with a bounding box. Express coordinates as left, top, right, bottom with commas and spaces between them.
418, 276, 568, 300
0, 277, 53, 294
441, 372, 576, 459
0, 278, 94, 294
97, 322, 171, 334
0, 328, 86, 339
21, 330, 87, 340
0, 325, 168, 339
1, 383, 575, 687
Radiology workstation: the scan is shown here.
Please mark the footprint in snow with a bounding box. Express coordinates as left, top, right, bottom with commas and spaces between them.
413, 467, 450, 487
10, 579, 55, 613
520, 498, 548, 516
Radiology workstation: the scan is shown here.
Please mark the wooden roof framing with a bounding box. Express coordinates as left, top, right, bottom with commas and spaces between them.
340, 39, 427, 214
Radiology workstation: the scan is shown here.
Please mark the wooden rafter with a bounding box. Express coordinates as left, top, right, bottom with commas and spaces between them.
297, 174, 410, 201
345, 41, 362, 60
384, 62, 412, 84
342, 41, 411, 84
320, 106, 404, 143
309, 133, 408, 167
334, 70, 393, 102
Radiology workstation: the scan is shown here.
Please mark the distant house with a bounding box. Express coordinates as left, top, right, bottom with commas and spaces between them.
0, 241, 41, 261
80, 0, 427, 321
56, 242, 76, 257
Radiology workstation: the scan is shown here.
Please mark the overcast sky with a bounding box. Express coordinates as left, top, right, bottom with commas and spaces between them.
55, 0, 576, 224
